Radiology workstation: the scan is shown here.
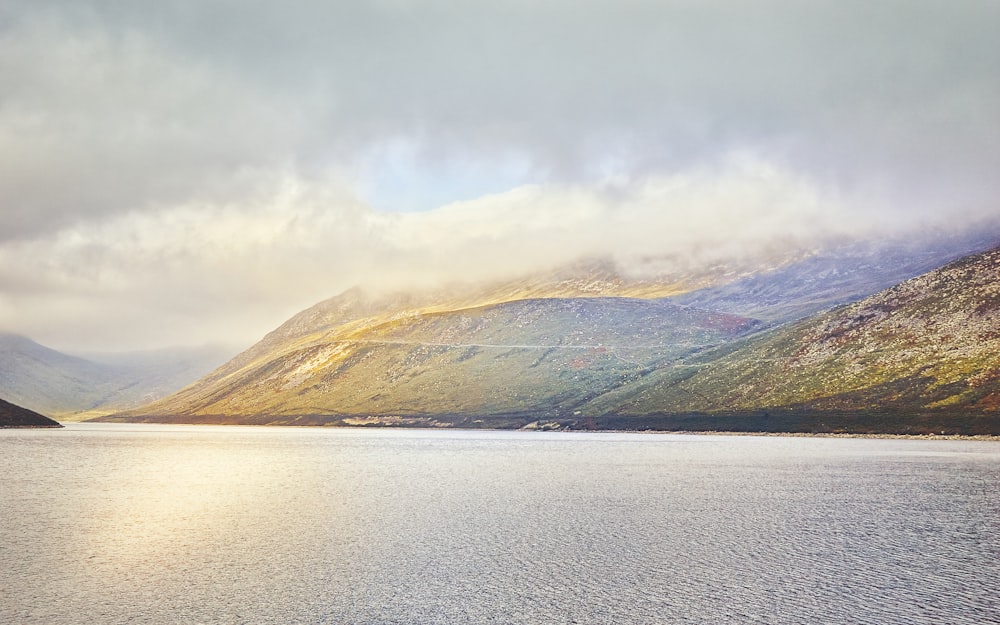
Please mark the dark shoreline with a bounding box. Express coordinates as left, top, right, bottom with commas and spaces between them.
92, 409, 1000, 438
75, 419, 1000, 441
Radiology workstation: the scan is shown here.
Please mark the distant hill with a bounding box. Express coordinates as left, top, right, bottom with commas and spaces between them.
0, 335, 233, 418
103, 234, 1000, 433
0, 334, 118, 417
0, 397, 61, 428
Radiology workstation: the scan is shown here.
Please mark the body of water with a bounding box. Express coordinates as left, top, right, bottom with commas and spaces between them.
2, 423, 998, 624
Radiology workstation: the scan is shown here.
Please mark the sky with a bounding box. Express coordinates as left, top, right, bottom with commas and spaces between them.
1, 0, 999, 352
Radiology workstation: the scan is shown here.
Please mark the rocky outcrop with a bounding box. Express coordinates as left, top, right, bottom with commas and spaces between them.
604, 246, 1000, 431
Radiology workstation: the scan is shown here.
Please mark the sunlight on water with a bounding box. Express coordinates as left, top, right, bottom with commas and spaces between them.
2, 424, 998, 624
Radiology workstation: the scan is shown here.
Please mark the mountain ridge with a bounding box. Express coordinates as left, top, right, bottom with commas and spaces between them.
101, 236, 1000, 433
115, 296, 761, 421
0, 335, 234, 418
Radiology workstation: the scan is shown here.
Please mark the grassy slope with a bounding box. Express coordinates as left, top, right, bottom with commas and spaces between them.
112, 298, 759, 421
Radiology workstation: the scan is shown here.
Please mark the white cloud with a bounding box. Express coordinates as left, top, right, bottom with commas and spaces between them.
1, 0, 998, 351
0, 156, 896, 350
0, 12, 314, 239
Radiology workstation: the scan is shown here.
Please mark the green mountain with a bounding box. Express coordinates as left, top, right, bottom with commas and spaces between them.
104, 240, 1000, 433
0, 397, 61, 428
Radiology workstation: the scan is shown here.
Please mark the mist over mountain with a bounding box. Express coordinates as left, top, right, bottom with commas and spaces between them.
3, 1, 999, 361
669, 229, 999, 324
103, 234, 1000, 433
0, 335, 234, 418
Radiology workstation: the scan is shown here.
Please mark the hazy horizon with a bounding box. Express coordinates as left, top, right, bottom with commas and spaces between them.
2, 1, 998, 352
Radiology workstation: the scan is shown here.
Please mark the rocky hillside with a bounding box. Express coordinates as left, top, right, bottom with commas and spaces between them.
0, 397, 61, 428
104, 237, 1000, 433
598, 246, 1000, 433
669, 236, 987, 323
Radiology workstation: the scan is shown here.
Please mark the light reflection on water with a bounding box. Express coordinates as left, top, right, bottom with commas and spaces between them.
2, 423, 998, 624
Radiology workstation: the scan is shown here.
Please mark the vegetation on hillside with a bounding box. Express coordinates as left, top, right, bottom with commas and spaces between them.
101, 244, 1000, 434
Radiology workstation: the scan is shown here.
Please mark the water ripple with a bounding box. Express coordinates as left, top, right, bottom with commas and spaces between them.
1, 425, 998, 624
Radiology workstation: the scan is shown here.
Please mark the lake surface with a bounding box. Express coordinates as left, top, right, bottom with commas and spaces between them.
2, 424, 998, 624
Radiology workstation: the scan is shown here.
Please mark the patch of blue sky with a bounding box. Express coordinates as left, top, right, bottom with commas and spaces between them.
357, 139, 535, 213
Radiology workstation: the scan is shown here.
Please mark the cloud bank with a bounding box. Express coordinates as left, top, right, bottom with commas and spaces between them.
1, 0, 998, 350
